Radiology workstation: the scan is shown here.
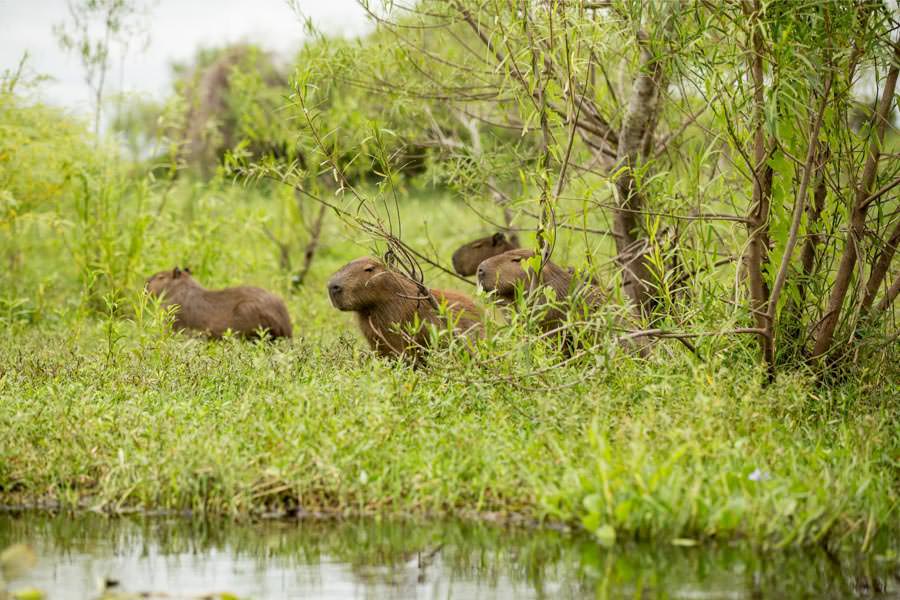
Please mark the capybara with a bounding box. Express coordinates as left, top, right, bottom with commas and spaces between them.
145, 267, 292, 339
327, 257, 481, 358
451, 231, 520, 277
476, 249, 603, 330
477, 249, 647, 354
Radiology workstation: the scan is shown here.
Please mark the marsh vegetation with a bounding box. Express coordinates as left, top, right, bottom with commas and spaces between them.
0, 0, 897, 582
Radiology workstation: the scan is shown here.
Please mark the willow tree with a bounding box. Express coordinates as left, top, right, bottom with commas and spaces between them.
686, 0, 900, 374
241, 0, 898, 377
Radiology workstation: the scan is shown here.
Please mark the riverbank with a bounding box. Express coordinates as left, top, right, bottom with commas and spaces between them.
2, 320, 896, 552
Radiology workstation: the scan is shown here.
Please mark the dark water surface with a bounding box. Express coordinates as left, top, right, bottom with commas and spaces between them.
0, 512, 897, 599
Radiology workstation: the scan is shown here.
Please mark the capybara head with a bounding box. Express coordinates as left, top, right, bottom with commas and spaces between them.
451, 232, 520, 276
145, 267, 195, 299
327, 257, 410, 312
476, 248, 540, 302
477, 249, 579, 302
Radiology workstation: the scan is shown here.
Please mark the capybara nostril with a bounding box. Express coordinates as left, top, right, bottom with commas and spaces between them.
476, 265, 486, 280
328, 283, 342, 296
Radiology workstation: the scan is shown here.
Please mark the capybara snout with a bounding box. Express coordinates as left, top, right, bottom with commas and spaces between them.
327, 280, 344, 308
145, 267, 292, 339
451, 232, 520, 276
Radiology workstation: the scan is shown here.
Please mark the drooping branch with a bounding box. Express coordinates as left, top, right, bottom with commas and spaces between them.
454, 108, 515, 230
450, 0, 619, 154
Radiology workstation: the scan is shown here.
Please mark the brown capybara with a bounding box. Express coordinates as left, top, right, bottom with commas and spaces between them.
451, 231, 520, 277
477, 249, 647, 354
327, 257, 481, 358
145, 267, 292, 339
476, 249, 603, 329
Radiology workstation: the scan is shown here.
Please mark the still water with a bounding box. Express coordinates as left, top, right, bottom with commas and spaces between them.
0, 511, 897, 599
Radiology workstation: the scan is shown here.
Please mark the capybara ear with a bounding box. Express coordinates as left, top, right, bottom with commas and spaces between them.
183, 266, 192, 274
173, 267, 182, 278
492, 232, 506, 246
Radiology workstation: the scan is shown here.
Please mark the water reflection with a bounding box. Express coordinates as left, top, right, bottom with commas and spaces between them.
0, 512, 897, 599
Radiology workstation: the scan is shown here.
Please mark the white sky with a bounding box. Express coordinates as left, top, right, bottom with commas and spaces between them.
0, 0, 371, 113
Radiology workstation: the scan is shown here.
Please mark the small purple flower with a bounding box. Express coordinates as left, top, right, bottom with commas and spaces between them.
748, 468, 771, 482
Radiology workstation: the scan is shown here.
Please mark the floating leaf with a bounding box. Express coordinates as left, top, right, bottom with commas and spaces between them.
593, 524, 616, 548
671, 538, 698, 547
11, 588, 45, 600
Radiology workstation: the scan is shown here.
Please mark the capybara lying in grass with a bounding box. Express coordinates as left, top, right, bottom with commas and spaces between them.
477, 249, 646, 354
451, 231, 520, 276
145, 267, 292, 339
327, 257, 481, 358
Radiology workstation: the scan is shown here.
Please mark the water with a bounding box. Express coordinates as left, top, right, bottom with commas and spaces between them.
0, 511, 897, 599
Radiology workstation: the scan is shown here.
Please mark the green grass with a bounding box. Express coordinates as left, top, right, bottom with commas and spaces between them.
0, 180, 897, 554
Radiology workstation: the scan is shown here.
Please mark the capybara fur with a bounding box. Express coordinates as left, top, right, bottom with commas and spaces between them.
451, 232, 520, 277
477, 249, 647, 354
145, 267, 292, 339
327, 257, 481, 358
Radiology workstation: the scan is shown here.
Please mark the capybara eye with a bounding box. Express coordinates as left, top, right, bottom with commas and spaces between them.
511, 257, 523, 263
364, 266, 375, 272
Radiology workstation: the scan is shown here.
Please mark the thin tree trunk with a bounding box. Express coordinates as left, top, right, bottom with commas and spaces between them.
780, 143, 829, 350
743, 0, 774, 367
613, 35, 663, 316
293, 203, 327, 288
261, 225, 292, 272
811, 46, 900, 359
